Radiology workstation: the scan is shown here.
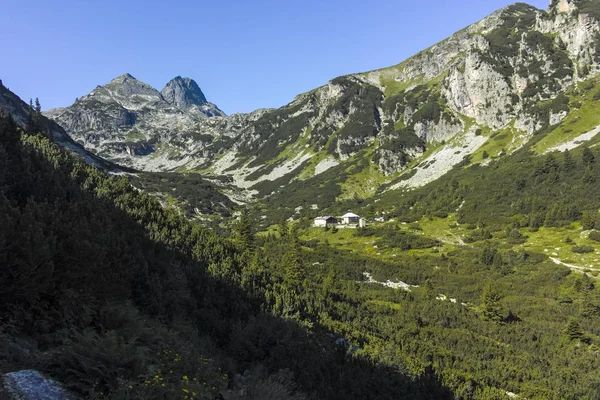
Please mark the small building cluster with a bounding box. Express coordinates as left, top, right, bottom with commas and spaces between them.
314, 212, 366, 228
313, 216, 338, 227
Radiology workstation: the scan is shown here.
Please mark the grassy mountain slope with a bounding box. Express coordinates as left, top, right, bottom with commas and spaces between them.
212, 1, 597, 201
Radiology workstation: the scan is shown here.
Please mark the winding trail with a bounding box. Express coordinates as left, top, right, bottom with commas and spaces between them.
549, 257, 600, 276
445, 230, 467, 246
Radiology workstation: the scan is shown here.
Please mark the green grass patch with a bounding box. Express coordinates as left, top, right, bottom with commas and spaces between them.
338, 149, 389, 200
516, 223, 600, 271
417, 214, 464, 248
366, 299, 403, 311
125, 128, 146, 141
533, 78, 600, 154
471, 121, 528, 164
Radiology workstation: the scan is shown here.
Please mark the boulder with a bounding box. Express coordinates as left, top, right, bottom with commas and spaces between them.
3, 370, 73, 400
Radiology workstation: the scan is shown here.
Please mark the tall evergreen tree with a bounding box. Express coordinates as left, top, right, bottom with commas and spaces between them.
234, 208, 254, 251
34, 97, 42, 128
481, 281, 503, 323
565, 318, 584, 341
26, 98, 35, 133
283, 227, 303, 287
278, 216, 289, 238
562, 148, 575, 171
583, 147, 595, 166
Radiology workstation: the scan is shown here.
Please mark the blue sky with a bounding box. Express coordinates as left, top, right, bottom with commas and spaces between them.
2, 0, 549, 114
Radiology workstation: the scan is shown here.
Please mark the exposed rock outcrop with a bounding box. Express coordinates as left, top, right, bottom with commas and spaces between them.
161, 76, 209, 110
3, 370, 73, 400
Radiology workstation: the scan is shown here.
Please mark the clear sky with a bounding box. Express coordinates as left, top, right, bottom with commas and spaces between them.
2, 0, 549, 114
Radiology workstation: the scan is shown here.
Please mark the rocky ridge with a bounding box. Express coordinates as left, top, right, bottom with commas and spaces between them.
45, 1, 600, 201
0, 79, 123, 171
44, 74, 226, 171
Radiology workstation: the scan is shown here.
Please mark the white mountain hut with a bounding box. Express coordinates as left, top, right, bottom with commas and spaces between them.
314, 216, 338, 228
341, 212, 360, 224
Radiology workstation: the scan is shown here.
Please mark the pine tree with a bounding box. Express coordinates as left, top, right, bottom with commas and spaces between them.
234, 208, 254, 251
481, 281, 503, 323
544, 153, 560, 173
278, 216, 289, 238
581, 291, 600, 318
423, 279, 435, 299
241, 248, 268, 297
583, 147, 595, 166
565, 318, 584, 341
581, 166, 596, 184
283, 227, 303, 287
581, 210, 599, 230
563, 148, 575, 171
26, 99, 35, 133
34, 98, 42, 128
480, 245, 497, 266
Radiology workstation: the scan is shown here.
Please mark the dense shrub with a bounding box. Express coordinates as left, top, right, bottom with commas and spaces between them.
572, 245, 595, 254
589, 230, 600, 242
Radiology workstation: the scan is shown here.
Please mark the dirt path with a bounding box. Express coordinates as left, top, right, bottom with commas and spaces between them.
549, 257, 600, 276
445, 230, 466, 246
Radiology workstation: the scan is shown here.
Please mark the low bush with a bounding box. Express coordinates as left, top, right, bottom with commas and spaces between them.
572, 245, 594, 254
588, 230, 600, 242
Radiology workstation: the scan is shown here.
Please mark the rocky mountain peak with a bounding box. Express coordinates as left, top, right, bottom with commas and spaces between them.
103, 73, 162, 100
161, 76, 208, 109
113, 73, 136, 81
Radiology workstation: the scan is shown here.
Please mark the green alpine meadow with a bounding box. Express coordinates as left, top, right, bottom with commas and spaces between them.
2, 0, 600, 399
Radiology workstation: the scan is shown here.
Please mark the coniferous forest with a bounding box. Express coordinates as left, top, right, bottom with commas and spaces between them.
0, 114, 451, 398
2, 99, 600, 399
3, 2, 600, 397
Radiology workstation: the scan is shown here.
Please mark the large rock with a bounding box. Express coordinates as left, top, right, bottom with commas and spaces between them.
3, 370, 73, 400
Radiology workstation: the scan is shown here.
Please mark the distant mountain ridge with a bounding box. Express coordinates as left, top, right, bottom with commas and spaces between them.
43, 74, 226, 170
38, 0, 600, 206
0, 79, 124, 171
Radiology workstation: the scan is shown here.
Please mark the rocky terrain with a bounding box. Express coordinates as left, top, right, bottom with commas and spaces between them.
44, 74, 227, 171
0, 79, 237, 218
41, 0, 600, 203
0, 79, 122, 171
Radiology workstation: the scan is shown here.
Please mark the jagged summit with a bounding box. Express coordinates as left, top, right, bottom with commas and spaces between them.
161, 76, 208, 109
43, 73, 226, 169
111, 73, 137, 81
102, 73, 162, 100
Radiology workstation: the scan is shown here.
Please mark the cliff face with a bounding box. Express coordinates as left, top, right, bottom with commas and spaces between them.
44, 2, 600, 198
